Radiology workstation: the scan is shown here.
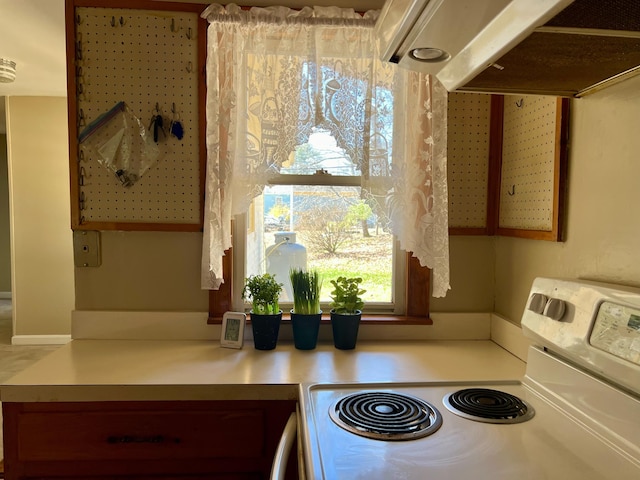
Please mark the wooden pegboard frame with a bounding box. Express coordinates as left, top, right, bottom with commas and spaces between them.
497, 95, 569, 241
447, 94, 503, 235
66, 0, 206, 231
447, 93, 491, 230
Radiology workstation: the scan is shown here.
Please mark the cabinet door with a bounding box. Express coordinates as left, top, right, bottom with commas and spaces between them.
496, 95, 569, 241
16, 409, 264, 461
31, 476, 260, 480
2, 400, 297, 480
67, 0, 206, 232
447, 93, 569, 241
447, 92, 497, 235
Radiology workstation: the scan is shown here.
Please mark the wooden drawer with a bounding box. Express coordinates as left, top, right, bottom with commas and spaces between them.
17, 408, 263, 461
3, 400, 297, 480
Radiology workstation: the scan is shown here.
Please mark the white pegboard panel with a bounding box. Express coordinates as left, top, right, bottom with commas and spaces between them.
499, 95, 557, 231
75, 6, 200, 225
447, 92, 491, 229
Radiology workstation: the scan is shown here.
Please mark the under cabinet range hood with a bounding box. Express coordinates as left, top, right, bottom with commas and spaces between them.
376, 0, 640, 97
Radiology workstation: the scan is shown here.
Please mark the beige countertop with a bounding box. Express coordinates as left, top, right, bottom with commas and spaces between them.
0, 339, 525, 402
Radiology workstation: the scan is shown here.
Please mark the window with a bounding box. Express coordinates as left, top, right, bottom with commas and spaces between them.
235, 128, 403, 314
203, 5, 448, 321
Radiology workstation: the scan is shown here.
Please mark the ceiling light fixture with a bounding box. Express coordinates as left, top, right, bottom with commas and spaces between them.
409, 47, 450, 63
0, 58, 17, 83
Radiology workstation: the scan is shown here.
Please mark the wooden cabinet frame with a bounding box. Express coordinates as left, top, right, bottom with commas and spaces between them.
66, 0, 207, 232
494, 97, 570, 241
451, 95, 569, 241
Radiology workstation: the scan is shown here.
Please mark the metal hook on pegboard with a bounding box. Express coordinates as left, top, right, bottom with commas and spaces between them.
515, 98, 524, 108
186, 61, 193, 73
186, 27, 192, 40
169, 103, 184, 140
79, 166, 88, 186
149, 104, 166, 143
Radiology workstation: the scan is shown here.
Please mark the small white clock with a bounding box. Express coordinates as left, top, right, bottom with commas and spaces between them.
220, 312, 246, 349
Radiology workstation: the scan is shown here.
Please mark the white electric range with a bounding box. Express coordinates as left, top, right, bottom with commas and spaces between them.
299, 278, 640, 479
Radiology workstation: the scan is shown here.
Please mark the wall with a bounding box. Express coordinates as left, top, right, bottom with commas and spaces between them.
67, 72, 640, 324
495, 75, 640, 324
73, 234, 493, 313
74, 231, 208, 311
6, 96, 75, 337
0, 133, 10, 294
431, 236, 494, 312
21, 71, 640, 328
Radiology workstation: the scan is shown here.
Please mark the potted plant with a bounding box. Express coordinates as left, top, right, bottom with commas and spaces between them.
329, 276, 365, 350
289, 268, 323, 350
242, 273, 283, 350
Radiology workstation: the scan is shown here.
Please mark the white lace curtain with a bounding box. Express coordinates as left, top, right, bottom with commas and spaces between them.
200, 3, 450, 297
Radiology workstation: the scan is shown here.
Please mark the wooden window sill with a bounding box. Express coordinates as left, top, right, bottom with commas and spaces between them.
209, 250, 432, 324
208, 313, 433, 326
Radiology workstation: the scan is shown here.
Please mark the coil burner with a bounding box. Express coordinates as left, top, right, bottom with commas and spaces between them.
443, 388, 535, 424
329, 391, 442, 441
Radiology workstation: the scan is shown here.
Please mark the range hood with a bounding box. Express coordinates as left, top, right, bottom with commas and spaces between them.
376, 0, 640, 97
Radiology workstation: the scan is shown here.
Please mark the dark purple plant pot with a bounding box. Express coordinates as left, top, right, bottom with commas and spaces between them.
250, 310, 282, 350
290, 310, 322, 350
330, 309, 361, 350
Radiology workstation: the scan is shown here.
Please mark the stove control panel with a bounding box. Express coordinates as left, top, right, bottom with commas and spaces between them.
543, 298, 566, 321
527, 293, 548, 313
522, 277, 640, 397
527, 294, 566, 320
590, 301, 640, 366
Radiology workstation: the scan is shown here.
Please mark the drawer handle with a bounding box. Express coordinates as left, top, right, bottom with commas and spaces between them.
106, 435, 181, 444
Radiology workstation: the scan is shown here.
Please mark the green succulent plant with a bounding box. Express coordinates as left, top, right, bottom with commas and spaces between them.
330, 276, 365, 314
242, 273, 283, 315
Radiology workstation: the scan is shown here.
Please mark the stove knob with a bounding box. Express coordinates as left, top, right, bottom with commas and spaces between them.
543, 298, 566, 321
528, 293, 548, 314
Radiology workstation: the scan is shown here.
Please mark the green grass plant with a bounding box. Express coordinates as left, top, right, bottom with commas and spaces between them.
289, 268, 322, 314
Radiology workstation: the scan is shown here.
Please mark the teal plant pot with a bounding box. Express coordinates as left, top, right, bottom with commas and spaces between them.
250, 310, 282, 350
330, 310, 362, 350
290, 310, 322, 350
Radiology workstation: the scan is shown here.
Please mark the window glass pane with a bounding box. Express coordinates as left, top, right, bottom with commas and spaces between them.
280, 127, 360, 176
246, 184, 393, 305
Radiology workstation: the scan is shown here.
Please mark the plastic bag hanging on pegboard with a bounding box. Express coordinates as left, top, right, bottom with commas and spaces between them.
79, 102, 162, 187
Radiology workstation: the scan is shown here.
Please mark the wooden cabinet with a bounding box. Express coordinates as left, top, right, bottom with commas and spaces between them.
447, 93, 569, 241
66, 0, 206, 232
495, 95, 569, 241
2, 400, 297, 480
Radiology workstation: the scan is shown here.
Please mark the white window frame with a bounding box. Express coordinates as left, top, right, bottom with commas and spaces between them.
231, 173, 407, 314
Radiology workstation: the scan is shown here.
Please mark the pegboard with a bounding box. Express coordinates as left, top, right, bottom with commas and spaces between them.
498, 95, 560, 231
447, 92, 492, 229
70, 3, 204, 229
